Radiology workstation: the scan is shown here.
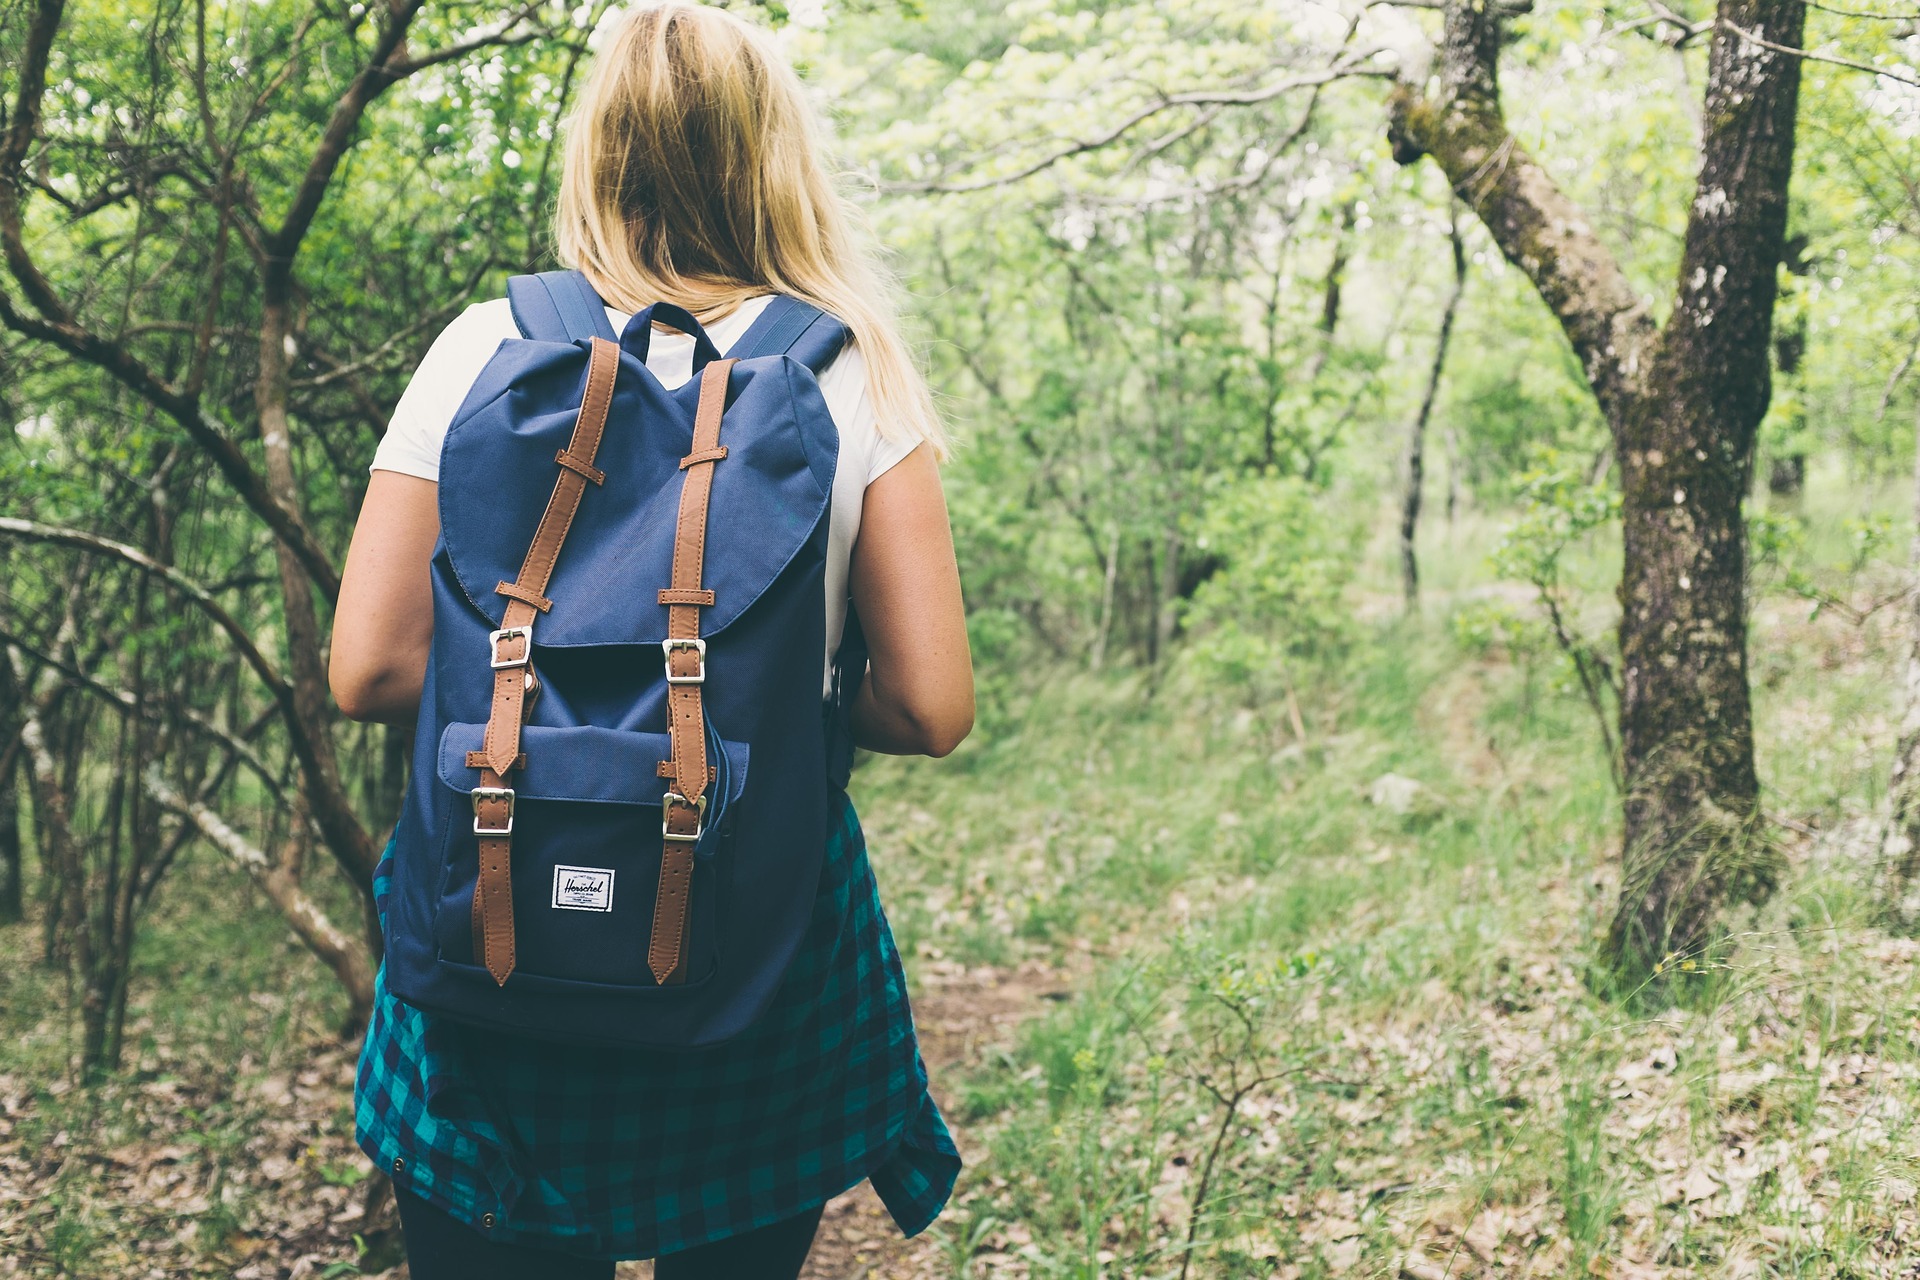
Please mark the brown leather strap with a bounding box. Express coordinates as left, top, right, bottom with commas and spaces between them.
650, 357, 735, 985
656, 761, 717, 783
471, 336, 623, 986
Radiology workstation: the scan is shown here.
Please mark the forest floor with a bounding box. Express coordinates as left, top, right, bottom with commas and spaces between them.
7, 491, 1920, 1278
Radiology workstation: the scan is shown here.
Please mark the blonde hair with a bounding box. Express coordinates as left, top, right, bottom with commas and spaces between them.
556, 2, 945, 455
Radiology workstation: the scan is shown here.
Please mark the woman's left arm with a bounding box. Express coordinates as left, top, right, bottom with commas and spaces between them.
330, 471, 441, 724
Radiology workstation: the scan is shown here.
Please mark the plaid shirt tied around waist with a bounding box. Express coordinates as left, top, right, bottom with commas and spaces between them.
354, 789, 959, 1260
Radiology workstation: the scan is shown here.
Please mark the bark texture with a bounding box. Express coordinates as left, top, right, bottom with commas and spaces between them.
1391, 0, 1806, 979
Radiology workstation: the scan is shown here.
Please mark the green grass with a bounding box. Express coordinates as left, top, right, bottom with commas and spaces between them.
848, 477, 1920, 1278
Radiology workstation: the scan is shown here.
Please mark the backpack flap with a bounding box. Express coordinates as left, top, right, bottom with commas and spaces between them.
436, 339, 839, 649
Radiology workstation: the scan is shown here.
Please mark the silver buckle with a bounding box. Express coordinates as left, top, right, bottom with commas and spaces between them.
472, 786, 515, 836
662, 637, 706, 685
489, 625, 533, 670
661, 790, 707, 842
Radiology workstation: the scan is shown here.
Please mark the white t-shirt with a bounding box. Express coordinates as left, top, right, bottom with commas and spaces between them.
371, 294, 916, 691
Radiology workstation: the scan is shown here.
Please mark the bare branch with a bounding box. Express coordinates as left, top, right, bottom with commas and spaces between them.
0, 627, 288, 806
879, 57, 1395, 195
0, 282, 343, 603
145, 770, 374, 1019
1804, 0, 1920, 17
0, 517, 289, 697
293, 258, 496, 391
263, 0, 428, 270
0, 517, 377, 879
388, 3, 558, 75
1718, 16, 1920, 90
1388, 2, 1657, 424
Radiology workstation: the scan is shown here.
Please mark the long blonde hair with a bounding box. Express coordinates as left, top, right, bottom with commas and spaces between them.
556, 2, 944, 455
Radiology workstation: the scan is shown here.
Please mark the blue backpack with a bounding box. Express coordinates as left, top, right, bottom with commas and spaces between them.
382, 270, 864, 1049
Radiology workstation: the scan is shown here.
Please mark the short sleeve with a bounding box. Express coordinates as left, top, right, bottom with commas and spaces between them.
370, 299, 520, 482
812, 341, 919, 489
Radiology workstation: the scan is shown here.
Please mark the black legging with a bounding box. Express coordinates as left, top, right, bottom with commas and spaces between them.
394, 1184, 824, 1280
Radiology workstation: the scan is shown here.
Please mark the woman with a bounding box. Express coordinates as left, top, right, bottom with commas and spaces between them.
329, 5, 973, 1277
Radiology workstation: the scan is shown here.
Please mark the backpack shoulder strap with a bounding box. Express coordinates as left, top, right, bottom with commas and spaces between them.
506, 270, 618, 344
728, 295, 850, 373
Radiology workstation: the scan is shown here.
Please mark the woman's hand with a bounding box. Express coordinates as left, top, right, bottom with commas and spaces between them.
848, 445, 974, 757
330, 471, 441, 725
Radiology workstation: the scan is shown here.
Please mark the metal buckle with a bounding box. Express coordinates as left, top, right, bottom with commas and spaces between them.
661, 790, 707, 842
472, 786, 515, 836
662, 637, 706, 685
489, 625, 533, 670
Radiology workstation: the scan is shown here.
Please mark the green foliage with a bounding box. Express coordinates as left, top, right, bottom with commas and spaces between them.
1184, 474, 1363, 697
1491, 450, 1621, 593
11, 0, 1920, 1272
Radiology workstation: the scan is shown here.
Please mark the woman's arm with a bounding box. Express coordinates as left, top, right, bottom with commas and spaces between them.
331, 471, 441, 725
848, 444, 974, 757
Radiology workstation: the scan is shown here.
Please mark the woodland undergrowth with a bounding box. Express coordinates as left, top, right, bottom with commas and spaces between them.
4, 476, 1920, 1279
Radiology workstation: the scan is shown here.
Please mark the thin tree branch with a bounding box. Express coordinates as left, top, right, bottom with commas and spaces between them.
144, 769, 374, 1021
0, 518, 288, 697
1719, 16, 1920, 90
261, 0, 428, 268
0, 628, 288, 806
0, 518, 379, 880
388, 2, 556, 75
879, 58, 1395, 195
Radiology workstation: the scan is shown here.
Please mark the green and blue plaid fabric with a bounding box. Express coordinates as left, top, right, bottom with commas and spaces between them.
355, 790, 959, 1260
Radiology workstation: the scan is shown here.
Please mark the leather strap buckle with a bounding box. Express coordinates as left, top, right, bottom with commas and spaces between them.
472, 786, 516, 836
662, 637, 706, 685
661, 790, 707, 842
489, 625, 533, 670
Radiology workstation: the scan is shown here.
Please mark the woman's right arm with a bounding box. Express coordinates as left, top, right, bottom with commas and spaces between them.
848, 444, 974, 757
330, 470, 441, 725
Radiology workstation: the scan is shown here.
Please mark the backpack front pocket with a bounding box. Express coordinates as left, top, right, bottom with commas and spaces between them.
429, 721, 748, 989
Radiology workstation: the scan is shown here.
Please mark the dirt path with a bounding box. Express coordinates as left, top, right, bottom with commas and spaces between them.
796, 959, 1063, 1280
606, 958, 1065, 1280
0, 944, 1063, 1279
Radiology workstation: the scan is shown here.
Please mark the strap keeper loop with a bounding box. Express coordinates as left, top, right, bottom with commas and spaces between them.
658, 588, 716, 606
554, 449, 606, 484
495, 582, 554, 613
679, 446, 728, 470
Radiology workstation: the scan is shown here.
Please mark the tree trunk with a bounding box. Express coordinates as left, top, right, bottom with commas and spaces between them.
1768, 246, 1811, 497
1390, 0, 1805, 982
1401, 209, 1467, 609
0, 736, 22, 924
7, 645, 100, 1075
255, 280, 379, 889
1609, 0, 1802, 973
1880, 396, 1920, 917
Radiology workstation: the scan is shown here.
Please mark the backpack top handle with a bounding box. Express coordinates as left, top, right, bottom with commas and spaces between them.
620, 301, 725, 371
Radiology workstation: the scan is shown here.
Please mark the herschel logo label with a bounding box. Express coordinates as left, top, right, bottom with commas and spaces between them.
552, 865, 614, 912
